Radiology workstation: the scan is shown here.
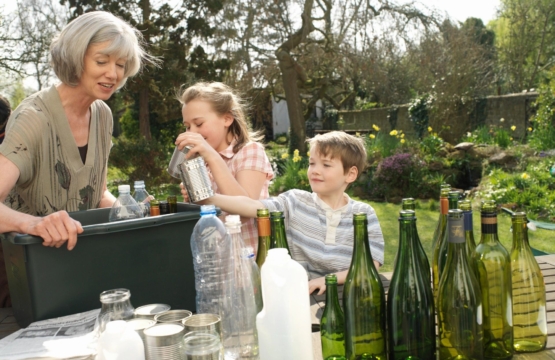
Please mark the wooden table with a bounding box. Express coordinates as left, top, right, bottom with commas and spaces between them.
2, 255, 555, 359
309, 254, 555, 359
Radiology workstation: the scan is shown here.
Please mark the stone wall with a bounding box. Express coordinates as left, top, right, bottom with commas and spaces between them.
338, 92, 538, 143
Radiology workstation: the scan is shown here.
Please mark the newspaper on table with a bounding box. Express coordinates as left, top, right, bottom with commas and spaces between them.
0, 309, 100, 360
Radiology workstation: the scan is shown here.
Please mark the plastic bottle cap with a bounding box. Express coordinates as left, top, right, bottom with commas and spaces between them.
118, 185, 131, 193
134, 180, 145, 188
200, 205, 217, 215
225, 215, 241, 224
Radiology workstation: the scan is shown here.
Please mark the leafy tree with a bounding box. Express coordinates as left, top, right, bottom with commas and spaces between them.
491, 0, 555, 92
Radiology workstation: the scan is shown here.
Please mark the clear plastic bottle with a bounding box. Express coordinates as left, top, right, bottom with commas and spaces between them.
190, 205, 229, 315
132, 180, 151, 217
245, 246, 263, 314
109, 185, 144, 222
222, 215, 259, 359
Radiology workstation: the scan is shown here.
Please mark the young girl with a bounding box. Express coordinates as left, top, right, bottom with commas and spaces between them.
175, 82, 274, 252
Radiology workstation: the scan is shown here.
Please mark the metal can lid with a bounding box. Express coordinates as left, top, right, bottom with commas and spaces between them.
127, 318, 156, 331
134, 303, 171, 317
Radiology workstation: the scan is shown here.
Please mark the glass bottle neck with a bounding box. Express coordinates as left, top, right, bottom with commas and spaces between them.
440, 197, 448, 215
398, 219, 418, 259
352, 218, 372, 265
463, 210, 473, 233
512, 219, 529, 249
325, 282, 340, 305
480, 213, 500, 243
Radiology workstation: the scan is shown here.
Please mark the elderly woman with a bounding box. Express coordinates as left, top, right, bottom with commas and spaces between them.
0, 11, 149, 261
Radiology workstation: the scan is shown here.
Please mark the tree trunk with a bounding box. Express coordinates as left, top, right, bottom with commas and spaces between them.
139, 87, 151, 140
275, 0, 314, 155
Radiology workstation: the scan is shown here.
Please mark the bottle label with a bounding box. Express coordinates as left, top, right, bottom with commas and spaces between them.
481, 213, 497, 234
448, 217, 465, 243
463, 210, 473, 232
257, 218, 271, 237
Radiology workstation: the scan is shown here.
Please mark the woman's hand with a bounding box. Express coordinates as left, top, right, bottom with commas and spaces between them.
175, 132, 219, 164
26, 211, 84, 250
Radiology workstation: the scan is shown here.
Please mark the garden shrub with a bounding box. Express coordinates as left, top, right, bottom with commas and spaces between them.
529, 78, 555, 151
367, 153, 423, 201
269, 149, 310, 194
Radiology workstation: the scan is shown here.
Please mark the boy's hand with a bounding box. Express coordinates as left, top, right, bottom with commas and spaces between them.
308, 277, 326, 295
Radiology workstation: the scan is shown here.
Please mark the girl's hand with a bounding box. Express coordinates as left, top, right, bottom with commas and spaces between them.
175, 132, 219, 163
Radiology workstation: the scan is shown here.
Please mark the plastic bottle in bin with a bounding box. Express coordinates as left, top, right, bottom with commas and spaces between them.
190, 205, 228, 315
132, 180, 151, 217
109, 185, 144, 222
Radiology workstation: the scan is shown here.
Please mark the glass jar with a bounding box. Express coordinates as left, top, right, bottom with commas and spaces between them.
97, 288, 135, 332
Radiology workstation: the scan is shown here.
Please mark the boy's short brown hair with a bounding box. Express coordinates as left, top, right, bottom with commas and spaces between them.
307, 131, 367, 175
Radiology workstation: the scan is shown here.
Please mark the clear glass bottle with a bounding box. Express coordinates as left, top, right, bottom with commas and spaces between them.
222, 215, 258, 358
460, 199, 478, 277
270, 211, 290, 254
343, 213, 386, 360
256, 208, 271, 268
132, 180, 151, 217
321, 274, 345, 359
387, 210, 435, 360
109, 185, 144, 222
438, 209, 483, 360
511, 212, 547, 353
474, 200, 513, 359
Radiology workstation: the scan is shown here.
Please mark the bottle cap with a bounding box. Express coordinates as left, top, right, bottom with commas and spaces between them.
481, 200, 497, 213
133, 180, 145, 188
270, 211, 283, 219
118, 185, 131, 193
459, 199, 472, 211
325, 274, 337, 284
200, 205, 217, 215
257, 208, 270, 217
225, 214, 241, 225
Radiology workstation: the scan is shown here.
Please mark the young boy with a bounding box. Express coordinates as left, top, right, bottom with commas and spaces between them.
198, 131, 384, 295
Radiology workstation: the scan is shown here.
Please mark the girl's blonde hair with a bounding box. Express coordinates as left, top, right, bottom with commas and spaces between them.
178, 82, 263, 153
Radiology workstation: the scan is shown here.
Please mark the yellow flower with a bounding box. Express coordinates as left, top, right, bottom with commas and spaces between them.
527, 127, 533, 132
401, 133, 405, 138
510, 137, 513, 141
307, 151, 310, 156
521, 173, 530, 180
293, 149, 299, 156
428, 126, 432, 132
433, 132, 438, 137
356, 132, 360, 137
390, 130, 398, 136
369, 134, 375, 139
372, 124, 380, 131
500, 118, 505, 122
281, 153, 289, 159
511, 125, 516, 131
292, 156, 301, 163
400, 139, 406, 144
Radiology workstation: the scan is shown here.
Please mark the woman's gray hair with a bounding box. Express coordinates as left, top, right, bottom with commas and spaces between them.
50, 11, 150, 87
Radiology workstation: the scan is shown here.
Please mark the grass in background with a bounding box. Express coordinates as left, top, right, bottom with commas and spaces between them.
362, 198, 555, 273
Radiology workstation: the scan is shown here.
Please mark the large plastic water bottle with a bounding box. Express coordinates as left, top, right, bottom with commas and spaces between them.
190, 205, 229, 315
256, 248, 314, 360
222, 215, 258, 359
96, 320, 145, 360
132, 180, 151, 217
108, 185, 144, 222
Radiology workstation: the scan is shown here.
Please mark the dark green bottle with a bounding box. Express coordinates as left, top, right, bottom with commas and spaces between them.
433, 190, 459, 306
438, 209, 483, 360
387, 210, 435, 360
474, 200, 513, 359
321, 274, 345, 358
510, 212, 547, 353
401, 198, 431, 282
269, 211, 290, 254
343, 213, 386, 360
256, 209, 271, 268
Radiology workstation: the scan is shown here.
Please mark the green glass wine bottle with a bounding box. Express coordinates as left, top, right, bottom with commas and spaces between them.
511, 212, 547, 353
432, 184, 451, 250
387, 210, 435, 360
321, 274, 345, 358
433, 190, 459, 306
269, 210, 290, 254
474, 200, 513, 359
438, 209, 483, 360
402, 198, 431, 283
343, 213, 386, 360
256, 208, 271, 268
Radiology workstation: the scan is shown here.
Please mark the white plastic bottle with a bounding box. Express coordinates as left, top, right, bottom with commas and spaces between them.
256, 248, 314, 360
132, 180, 151, 217
108, 185, 144, 222
96, 320, 145, 360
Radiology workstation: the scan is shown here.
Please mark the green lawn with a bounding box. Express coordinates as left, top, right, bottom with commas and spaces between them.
360, 199, 555, 273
